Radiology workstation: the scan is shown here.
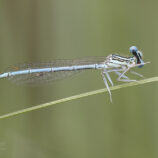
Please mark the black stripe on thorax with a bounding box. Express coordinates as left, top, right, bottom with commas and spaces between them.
112, 54, 133, 62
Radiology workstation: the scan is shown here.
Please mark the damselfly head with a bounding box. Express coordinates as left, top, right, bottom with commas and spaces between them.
129, 46, 138, 53
129, 46, 144, 68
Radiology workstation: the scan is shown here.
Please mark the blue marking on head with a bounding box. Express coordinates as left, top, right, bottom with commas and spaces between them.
129, 46, 138, 53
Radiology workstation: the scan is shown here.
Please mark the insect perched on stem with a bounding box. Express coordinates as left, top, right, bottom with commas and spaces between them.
0, 46, 149, 102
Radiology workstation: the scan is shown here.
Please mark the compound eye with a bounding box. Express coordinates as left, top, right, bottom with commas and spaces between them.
129, 46, 138, 54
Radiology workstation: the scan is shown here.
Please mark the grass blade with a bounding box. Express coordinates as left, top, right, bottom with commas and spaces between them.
0, 76, 158, 120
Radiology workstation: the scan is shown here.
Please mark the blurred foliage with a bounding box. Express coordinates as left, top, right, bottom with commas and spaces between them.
0, 0, 158, 158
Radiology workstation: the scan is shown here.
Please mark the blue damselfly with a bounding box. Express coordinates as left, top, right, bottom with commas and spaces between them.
0, 46, 149, 101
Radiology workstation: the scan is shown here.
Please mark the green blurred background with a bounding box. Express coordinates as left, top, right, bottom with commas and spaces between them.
0, 0, 157, 158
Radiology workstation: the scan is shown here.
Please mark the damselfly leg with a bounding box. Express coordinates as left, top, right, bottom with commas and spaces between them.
101, 71, 112, 102
103, 69, 114, 86
114, 71, 129, 79
117, 66, 137, 82
130, 71, 144, 78
116, 61, 149, 82
106, 68, 129, 79
101, 64, 145, 102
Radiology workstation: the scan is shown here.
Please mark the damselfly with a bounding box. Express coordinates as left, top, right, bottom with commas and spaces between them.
0, 46, 149, 101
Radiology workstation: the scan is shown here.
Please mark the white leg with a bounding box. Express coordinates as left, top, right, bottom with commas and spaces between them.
101, 71, 112, 102
114, 71, 129, 79
130, 71, 144, 78
103, 70, 114, 86
106, 68, 129, 79
117, 67, 136, 82
105, 68, 135, 82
